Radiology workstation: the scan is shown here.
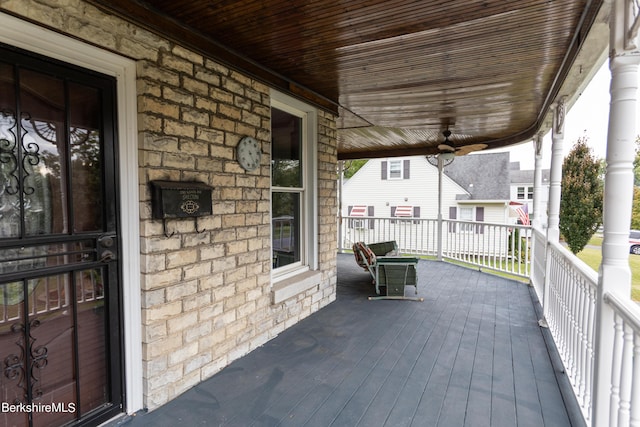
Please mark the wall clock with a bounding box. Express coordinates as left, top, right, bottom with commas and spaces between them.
236, 136, 261, 171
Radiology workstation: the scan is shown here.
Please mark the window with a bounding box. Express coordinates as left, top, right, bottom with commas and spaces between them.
381, 159, 410, 180
348, 205, 374, 229
271, 92, 317, 276
389, 160, 402, 179
450, 206, 484, 233
392, 206, 413, 218
391, 205, 421, 224
517, 186, 533, 200
459, 207, 474, 232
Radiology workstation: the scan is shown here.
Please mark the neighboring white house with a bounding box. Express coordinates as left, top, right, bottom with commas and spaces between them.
340, 153, 519, 252
509, 161, 550, 224
341, 153, 514, 223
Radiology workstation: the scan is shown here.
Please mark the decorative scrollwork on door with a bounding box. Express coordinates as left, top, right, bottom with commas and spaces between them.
0, 111, 47, 198
3, 319, 49, 404
19, 112, 42, 197
0, 109, 19, 196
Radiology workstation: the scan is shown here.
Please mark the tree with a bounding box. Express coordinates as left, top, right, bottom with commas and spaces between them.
632, 136, 640, 228
635, 135, 640, 186
342, 159, 367, 178
632, 187, 640, 230
560, 136, 604, 253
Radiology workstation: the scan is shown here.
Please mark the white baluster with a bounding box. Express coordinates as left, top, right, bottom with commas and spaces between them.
620, 322, 634, 426
611, 313, 624, 427
630, 331, 640, 427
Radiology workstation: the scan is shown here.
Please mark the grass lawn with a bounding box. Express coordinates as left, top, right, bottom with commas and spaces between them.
576, 236, 640, 301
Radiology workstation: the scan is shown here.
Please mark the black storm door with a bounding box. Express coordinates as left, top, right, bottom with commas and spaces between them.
0, 46, 123, 427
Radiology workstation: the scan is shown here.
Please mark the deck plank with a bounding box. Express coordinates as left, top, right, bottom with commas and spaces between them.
118, 254, 574, 427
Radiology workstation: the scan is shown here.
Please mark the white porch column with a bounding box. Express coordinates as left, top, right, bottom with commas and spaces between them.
592, 1, 640, 424
542, 99, 566, 320
532, 132, 545, 228
436, 155, 444, 261
547, 97, 566, 244
338, 160, 344, 253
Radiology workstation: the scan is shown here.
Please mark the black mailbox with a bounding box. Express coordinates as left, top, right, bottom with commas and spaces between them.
150, 180, 213, 219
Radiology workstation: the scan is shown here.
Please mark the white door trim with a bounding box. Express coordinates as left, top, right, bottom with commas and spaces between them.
0, 12, 143, 414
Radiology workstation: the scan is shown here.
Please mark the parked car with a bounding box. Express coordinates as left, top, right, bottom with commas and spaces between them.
631, 230, 640, 254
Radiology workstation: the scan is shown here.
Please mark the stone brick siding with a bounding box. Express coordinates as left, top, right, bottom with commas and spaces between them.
3, 0, 337, 410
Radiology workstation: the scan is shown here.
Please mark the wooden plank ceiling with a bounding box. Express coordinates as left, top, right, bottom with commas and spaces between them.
91, 0, 607, 160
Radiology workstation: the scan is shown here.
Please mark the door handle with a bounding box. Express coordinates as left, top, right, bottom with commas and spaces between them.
97, 235, 117, 263
100, 250, 115, 263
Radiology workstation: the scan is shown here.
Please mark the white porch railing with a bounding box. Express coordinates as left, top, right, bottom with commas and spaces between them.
602, 291, 640, 427
338, 215, 640, 426
339, 216, 439, 256
1, 271, 104, 325
443, 219, 531, 278
538, 236, 640, 427
338, 216, 531, 279
543, 239, 598, 424
532, 227, 547, 299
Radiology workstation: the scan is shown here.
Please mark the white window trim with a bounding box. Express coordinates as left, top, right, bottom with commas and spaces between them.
270, 90, 318, 283
388, 159, 403, 180
459, 206, 475, 233
0, 12, 143, 414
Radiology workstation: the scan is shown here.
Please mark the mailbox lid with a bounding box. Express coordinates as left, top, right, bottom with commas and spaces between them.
150, 180, 213, 219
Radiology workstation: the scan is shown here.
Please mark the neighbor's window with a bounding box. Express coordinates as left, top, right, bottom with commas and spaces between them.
388, 160, 402, 179
270, 93, 317, 276
459, 206, 474, 232
517, 186, 526, 199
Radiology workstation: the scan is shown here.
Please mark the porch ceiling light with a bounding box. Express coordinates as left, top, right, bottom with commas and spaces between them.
427, 129, 456, 166
439, 152, 455, 162
426, 152, 454, 166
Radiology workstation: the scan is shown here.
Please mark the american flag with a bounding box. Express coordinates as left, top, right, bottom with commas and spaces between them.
515, 203, 530, 225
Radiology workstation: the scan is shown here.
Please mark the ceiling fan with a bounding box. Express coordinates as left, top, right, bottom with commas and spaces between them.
437, 129, 488, 156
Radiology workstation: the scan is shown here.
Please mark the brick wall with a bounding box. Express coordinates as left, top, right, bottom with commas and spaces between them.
2, 0, 337, 409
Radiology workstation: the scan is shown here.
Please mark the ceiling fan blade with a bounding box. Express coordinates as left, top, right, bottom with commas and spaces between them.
455, 143, 488, 155
438, 143, 455, 152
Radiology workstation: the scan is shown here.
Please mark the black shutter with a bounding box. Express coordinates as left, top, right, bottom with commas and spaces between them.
403, 159, 410, 179
347, 205, 353, 228
381, 161, 387, 180
413, 206, 420, 224
475, 207, 484, 234
449, 206, 457, 233
391, 206, 396, 224
368, 206, 375, 229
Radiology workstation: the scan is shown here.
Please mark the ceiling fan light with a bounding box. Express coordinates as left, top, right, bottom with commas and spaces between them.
439, 152, 455, 161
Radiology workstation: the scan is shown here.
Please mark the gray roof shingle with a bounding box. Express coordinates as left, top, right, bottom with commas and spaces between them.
444, 152, 511, 200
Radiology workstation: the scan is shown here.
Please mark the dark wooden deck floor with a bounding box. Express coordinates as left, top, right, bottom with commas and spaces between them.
120, 254, 580, 427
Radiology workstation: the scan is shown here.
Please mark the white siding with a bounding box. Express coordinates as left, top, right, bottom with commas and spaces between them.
510, 182, 549, 223
342, 156, 468, 220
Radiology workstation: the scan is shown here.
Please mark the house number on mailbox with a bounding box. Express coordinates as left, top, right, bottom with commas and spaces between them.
150, 180, 214, 237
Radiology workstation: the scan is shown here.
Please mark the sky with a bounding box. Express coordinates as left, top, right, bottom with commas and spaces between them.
490, 61, 612, 170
